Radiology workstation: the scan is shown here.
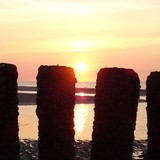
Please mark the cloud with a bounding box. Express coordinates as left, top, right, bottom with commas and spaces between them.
0, 0, 160, 54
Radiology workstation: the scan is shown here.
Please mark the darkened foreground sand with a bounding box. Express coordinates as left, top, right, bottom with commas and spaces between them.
20, 139, 147, 160
18, 86, 146, 105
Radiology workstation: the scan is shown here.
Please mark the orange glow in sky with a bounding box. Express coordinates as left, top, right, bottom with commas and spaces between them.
73, 61, 92, 82
0, 1, 160, 82
76, 62, 87, 73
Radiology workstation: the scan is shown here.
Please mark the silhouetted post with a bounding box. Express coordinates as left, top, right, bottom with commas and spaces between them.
0, 63, 19, 160
91, 68, 140, 160
36, 65, 76, 160
146, 71, 160, 159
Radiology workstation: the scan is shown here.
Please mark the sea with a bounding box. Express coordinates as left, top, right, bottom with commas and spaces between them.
18, 81, 147, 141
18, 81, 146, 89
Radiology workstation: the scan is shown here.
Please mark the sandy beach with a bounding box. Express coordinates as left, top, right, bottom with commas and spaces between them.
18, 86, 148, 160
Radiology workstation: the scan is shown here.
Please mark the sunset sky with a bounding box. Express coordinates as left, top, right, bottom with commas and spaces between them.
0, 0, 160, 82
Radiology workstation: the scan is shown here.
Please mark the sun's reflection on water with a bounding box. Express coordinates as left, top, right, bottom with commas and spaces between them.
74, 104, 88, 134
74, 104, 94, 140
76, 92, 85, 96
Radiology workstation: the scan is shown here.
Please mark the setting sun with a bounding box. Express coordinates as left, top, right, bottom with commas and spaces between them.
76, 62, 87, 72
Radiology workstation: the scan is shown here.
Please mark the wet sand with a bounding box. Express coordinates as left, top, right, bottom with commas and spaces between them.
20, 139, 147, 160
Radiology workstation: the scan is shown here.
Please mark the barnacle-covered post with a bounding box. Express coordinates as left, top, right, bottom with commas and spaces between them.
0, 63, 19, 160
36, 65, 76, 160
91, 68, 140, 160
146, 71, 160, 159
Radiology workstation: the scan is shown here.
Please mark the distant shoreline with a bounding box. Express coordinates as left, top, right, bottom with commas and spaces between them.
18, 86, 146, 95
18, 86, 146, 105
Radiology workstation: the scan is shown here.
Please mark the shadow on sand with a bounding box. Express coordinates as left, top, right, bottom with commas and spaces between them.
20, 139, 148, 160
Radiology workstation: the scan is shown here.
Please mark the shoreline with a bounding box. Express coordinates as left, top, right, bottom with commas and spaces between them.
18, 86, 146, 105
18, 93, 146, 105
18, 86, 146, 95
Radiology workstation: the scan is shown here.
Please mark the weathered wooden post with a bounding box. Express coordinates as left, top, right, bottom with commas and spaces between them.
0, 63, 19, 160
91, 68, 140, 160
146, 71, 160, 159
36, 65, 76, 160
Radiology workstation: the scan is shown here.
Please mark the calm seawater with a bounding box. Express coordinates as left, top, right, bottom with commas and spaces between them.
18, 81, 97, 88
18, 82, 147, 141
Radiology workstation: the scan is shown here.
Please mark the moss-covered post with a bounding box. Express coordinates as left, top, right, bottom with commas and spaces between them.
0, 63, 19, 160
36, 65, 76, 160
146, 71, 160, 159
91, 68, 140, 160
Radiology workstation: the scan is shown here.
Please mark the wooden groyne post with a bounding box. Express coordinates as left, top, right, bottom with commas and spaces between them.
91, 68, 140, 160
36, 65, 76, 160
0, 63, 19, 160
146, 71, 160, 159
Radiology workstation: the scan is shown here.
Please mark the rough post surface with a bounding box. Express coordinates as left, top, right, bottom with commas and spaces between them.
91, 68, 140, 160
0, 63, 19, 160
146, 71, 160, 159
36, 65, 76, 160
